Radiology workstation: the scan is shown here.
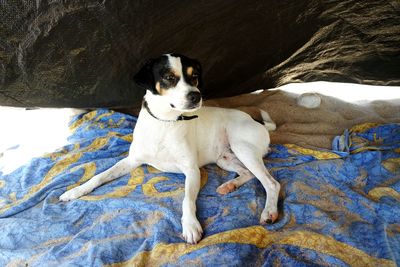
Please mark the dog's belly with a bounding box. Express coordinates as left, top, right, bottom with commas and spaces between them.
146, 158, 182, 173
197, 137, 228, 166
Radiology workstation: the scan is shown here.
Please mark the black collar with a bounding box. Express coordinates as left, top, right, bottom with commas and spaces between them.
143, 101, 198, 122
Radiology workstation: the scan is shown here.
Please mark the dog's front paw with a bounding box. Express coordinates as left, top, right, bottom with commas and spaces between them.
59, 187, 86, 202
260, 208, 278, 224
182, 217, 203, 244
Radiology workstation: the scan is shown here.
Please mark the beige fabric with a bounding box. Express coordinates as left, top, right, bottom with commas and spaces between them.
205, 89, 400, 149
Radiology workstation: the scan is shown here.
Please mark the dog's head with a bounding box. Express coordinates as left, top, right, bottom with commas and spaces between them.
134, 54, 203, 112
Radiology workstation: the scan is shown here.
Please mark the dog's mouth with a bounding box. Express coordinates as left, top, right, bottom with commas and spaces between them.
169, 102, 202, 112
186, 104, 201, 111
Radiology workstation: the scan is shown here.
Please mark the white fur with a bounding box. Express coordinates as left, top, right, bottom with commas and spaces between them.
260, 110, 276, 131
60, 55, 280, 244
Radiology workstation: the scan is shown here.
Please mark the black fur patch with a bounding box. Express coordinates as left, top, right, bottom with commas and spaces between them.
171, 53, 203, 90
134, 54, 203, 94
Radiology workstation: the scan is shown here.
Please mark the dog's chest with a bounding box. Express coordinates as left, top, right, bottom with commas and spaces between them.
131, 119, 196, 172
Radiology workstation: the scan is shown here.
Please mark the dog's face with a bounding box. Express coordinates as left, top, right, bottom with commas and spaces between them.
134, 54, 203, 112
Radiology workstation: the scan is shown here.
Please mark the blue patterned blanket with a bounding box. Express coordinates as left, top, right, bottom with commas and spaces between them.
0, 109, 399, 266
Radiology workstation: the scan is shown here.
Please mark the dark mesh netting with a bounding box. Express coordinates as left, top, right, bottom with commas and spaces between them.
0, 1, 399, 107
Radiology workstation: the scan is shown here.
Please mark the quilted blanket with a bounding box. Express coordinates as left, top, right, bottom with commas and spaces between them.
0, 109, 399, 266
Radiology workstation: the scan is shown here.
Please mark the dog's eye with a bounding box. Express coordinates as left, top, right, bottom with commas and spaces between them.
192, 73, 198, 79
164, 75, 176, 82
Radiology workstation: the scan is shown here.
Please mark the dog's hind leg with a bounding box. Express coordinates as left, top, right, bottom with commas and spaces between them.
59, 157, 141, 201
229, 140, 280, 224
216, 151, 254, 195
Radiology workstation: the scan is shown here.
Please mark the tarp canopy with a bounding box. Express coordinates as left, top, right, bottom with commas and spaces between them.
0, 1, 399, 108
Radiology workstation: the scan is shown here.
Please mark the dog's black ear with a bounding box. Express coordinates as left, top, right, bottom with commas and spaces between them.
133, 59, 155, 90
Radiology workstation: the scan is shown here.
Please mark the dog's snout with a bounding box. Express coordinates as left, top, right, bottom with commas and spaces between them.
187, 91, 201, 104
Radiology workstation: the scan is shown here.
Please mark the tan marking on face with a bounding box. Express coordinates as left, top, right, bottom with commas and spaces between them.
155, 82, 161, 94
156, 81, 169, 96
171, 70, 180, 79
159, 88, 168, 95
187, 67, 193, 76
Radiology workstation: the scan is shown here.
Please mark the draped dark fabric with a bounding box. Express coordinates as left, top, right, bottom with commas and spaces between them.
0, 1, 399, 108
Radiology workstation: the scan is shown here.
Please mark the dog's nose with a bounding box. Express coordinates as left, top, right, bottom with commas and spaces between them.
187, 91, 201, 104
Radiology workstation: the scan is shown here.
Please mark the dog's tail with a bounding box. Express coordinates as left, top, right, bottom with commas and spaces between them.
237, 106, 276, 131
260, 109, 276, 131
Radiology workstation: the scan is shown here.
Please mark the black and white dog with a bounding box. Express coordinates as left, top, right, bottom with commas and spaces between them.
60, 54, 280, 244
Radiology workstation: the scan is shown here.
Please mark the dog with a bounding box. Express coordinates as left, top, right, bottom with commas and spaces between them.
59, 54, 280, 244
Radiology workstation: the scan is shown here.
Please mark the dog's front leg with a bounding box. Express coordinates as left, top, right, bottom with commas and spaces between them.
181, 167, 203, 244
59, 157, 141, 201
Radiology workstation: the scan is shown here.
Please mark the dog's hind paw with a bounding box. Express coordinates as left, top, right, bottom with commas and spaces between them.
216, 181, 237, 195
260, 209, 278, 224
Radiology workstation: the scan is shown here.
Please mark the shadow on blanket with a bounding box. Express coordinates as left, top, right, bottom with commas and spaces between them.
0, 90, 399, 266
